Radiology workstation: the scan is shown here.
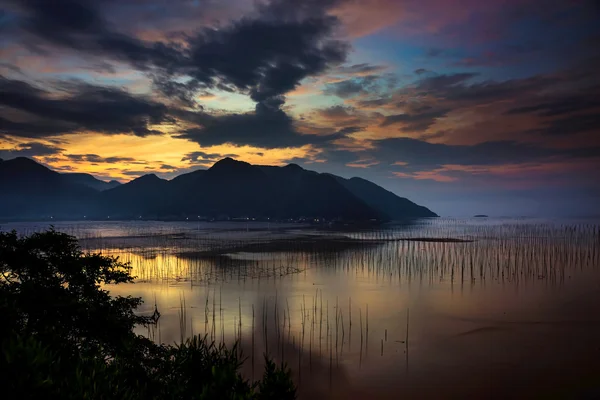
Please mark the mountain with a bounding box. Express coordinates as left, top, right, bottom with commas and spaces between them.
333, 176, 438, 219
0, 157, 437, 220
0, 157, 97, 218
62, 173, 121, 191
99, 174, 170, 217
155, 158, 380, 220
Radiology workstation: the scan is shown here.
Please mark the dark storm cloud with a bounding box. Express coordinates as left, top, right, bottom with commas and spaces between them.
304, 137, 600, 183
317, 105, 357, 119
445, 77, 561, 103
323, 75, 379, 98
531, 113, 600, 136
182, 152, 220, 162
0, 116, 73, 138
370, 138, 600, 169
505, 87, 600, 136
380, 108, 451, 131
505, 90, 600, 117
5, 0, 352, 149
0, 76, 172, 138
177, 102, 345, 149
410, 69, 600, 138
354, 97, 393, 108
10, 0, 183, 71
336, 126, 363, 135
8, 0, 349, 108
0, 62, 23, 75
409, 72, 562, 105
184, 7, 349, 104
151, 75, 204, 109
375, 69, 599, 139
0, 142, 64, 159
64, 154, 145, 164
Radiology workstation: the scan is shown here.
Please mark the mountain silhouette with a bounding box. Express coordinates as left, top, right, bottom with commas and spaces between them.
0, 157, 97, 217
333, 176, 436, 219
0, 157, 437, 220
100, 174, 170, 217
62, 173, 121, 191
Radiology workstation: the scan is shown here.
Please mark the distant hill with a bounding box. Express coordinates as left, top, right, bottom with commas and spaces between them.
99, 173, 170, 217
335, 176, 437, 219
62, 173, 121, 191
0, 157, 437, 221
0, 157, 97, 218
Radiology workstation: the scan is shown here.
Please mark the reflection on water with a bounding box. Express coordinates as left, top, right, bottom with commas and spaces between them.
3, 218, 600, 398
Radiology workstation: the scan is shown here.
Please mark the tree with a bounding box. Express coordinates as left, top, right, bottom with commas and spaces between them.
0, 229, 296, 399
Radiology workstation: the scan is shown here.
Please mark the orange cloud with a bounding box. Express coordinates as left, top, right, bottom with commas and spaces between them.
391, 157, 600, 187
392, 170, 458, 182
346, 158, 380, 168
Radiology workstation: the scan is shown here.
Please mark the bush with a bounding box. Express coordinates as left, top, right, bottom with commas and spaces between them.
0, 229, 296, 399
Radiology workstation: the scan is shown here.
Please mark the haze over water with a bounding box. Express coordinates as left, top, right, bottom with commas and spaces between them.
3, 218, 600, 399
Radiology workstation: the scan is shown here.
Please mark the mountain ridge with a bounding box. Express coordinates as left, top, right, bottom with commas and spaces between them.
0, 157, 437, 220
62, 172, 122, 191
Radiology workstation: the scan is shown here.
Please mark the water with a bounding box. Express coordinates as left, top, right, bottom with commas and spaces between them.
3, 218, 600, 399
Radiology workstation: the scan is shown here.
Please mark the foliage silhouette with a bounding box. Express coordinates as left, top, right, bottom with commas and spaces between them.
0, 229, 296, 400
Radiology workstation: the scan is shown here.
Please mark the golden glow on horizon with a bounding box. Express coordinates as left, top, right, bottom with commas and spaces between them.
1, 133, 321, 181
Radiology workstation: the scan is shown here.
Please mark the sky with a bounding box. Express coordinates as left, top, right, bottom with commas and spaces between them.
1, 0, 599, 216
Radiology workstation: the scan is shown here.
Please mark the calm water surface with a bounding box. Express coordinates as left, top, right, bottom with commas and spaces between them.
3, 218, 600, 399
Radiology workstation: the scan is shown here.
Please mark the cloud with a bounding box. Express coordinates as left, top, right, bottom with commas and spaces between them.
353, 97, 394, 109
0, 142, 64, 159
1, 0, 599, 215
0, 76, 172, 138
505, 92, 600, 117
64, 154, 146, 164
531, 113, 600, 137
380, 108, 450, 131
503, 88, 600, 137
9, 0, 183, 71
5, 0, 354, 153
363, 64, 600, 144
316, 105, 359, 122
9, 0, 350, 109
177, 100, 346, 149
390, 159, 600, 189
323, 75, 379, 98
151, 75, 204, 108
307, 134, 600, 186
370, 138, 600, 170
450, 43, 546, 68
413, 72, 478, 92
335, 63, 388, 76
346, 158, 379, 168
184, 3, 349, 105
0, 115, 73, 138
